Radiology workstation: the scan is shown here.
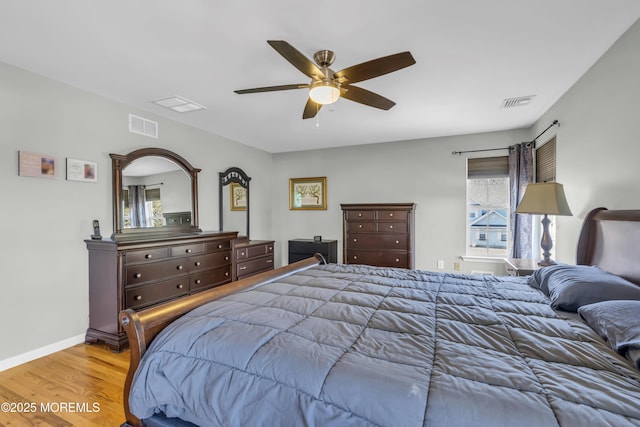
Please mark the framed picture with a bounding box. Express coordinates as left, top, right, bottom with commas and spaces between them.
289, 177, 327, 210
230, 182, 247, 211
18, 151, 56, 179
66, 158, 98, 182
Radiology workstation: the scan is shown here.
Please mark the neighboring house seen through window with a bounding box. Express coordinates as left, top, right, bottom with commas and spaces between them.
467, 156, 510, 257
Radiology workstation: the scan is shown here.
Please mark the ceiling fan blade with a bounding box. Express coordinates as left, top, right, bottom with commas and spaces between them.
340, 85, 396, 110
234, 84, 309, 94
267, 40, 325, 80
302, 98, 322, 119
334, 52, 416, 84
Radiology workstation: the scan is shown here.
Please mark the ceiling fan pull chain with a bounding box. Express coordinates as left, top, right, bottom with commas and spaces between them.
316, 104, 320, 127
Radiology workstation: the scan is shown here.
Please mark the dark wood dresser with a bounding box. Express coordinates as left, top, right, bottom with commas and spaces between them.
232, 239, 275, 280
85, 231, 237, 351
288, 239, 338, 264
342, 203, 415, 269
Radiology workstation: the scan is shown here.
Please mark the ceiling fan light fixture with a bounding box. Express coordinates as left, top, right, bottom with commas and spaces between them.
309, 80, 340, 105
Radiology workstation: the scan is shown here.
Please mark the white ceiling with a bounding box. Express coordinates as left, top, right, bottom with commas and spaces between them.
1, 1, 639, 153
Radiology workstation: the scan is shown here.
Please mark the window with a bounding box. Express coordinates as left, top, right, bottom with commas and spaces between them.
536, 136, 556, 183
467, 156, 510, 257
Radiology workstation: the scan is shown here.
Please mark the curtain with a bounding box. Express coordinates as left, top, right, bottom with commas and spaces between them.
128, 185, 148, 228
509, 142, 534, 258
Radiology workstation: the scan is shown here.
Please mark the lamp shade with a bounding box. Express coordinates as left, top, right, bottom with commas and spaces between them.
515, 182, 572, 216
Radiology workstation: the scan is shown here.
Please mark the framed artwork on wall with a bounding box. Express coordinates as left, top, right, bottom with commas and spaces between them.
66, 158, 98, 182
230, 182, 247, 210
289, 177, 327, 210
18, 151, 56, 179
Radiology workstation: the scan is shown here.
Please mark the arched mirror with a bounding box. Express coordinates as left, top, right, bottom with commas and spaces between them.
219, 167, 250, 239
111, 148, 201, 238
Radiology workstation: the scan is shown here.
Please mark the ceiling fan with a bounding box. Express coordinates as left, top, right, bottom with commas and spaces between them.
234, 40, 416, 119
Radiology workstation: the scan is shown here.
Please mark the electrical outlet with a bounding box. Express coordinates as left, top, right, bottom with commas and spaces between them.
437, 260, 445, 269
454, 262, 460, 271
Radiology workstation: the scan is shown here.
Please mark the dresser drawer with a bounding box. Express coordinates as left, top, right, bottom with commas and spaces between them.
377, 210, 408, 221
347, 222, 376, 232
191, 251, 231, 271
347, 234, 407, 250
346, 210, 375, 221
347, 250, 408, 268
376, 222, 407, 233
124, 247, 170, 264
191, 265, 232, 292
207, 240, 231, 252
125, 277, 188, 310
125, 258, 188, 285
171, 243, 206, 257
237, 255, 274, 278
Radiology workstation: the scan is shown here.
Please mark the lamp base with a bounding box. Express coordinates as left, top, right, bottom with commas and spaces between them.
538, 214, 556, 268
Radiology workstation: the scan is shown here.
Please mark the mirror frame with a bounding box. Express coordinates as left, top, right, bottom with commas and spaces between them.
219, 167, 250, 239
111, 147, 201, 238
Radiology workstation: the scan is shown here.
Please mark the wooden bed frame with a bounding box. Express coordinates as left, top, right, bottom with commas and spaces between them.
118, 208, 640, 427
119, 253, 326, 427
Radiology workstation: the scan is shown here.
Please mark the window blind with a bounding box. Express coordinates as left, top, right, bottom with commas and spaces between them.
536, 136, 556, 183
467, 156, 509, 178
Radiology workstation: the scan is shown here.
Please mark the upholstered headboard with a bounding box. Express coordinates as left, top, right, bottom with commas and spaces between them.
576, 207, 640, 285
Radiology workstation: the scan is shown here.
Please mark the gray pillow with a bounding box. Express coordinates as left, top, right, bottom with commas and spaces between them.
579, 300, 640, 369
544, 265, 640, 311
527, 263, 578, 295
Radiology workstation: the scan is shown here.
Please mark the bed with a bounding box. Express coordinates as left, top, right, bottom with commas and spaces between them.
119, 207, 640, 427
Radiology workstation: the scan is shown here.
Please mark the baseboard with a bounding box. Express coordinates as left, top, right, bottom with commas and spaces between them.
0, 334, 85, 372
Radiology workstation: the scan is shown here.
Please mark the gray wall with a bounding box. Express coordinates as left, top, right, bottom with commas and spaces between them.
270, 129, 528, 272
533, 18, 640, 263
0, 61, 273, 362
1, 17, 639, 365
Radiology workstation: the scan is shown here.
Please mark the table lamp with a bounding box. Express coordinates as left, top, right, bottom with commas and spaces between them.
515, 182, 572, 266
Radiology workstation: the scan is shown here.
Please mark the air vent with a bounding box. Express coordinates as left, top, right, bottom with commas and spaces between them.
501, 95, 535, 109
129, 114, 158, 138
152, 96, 206, 113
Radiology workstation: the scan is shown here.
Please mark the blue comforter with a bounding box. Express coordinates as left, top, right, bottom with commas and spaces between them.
129, 264, 640, 426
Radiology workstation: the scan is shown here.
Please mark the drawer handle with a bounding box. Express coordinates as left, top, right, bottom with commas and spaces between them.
389, 225, 394, 229
353, 255, 358, 260
358, 213, 363, 217
389, 213, 394, 217
185, 249, 192, 254
134, 273, 142, 279
358, 224, 363, 228
395, 240, 400, 244
225, 256, 229, 261
195, 279, 201, 284
240, 266, 247, 270
144, 254, 153, 259
353, 238, 357, 242
177, 265, 183, 270
195, 261, 201, 266
177, 284, 184, 289
225, 272, 229, 276
395, 258, 400, 262
267, 260, 273, 263
241, 251, 245, 256
218, 244, 223, 249
134, 295, 142, 301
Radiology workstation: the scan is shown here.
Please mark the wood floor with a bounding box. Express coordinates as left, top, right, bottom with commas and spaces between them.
0, 344, 129, 426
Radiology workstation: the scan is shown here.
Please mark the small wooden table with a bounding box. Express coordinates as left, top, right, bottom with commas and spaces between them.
504, 258, 540, 277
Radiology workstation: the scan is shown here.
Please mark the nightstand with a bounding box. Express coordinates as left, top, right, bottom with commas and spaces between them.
288, 239, 338, 264
504, 258, 540, 277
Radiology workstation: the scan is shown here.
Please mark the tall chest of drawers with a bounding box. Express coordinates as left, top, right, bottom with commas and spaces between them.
341, 203, 415, 269
85, 231, 237, 351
